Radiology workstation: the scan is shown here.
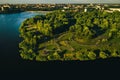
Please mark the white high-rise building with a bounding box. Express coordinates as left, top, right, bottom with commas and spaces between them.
84, 8, 87, 12
1, 7, 4, 11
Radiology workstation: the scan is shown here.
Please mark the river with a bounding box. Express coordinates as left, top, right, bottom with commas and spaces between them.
0, 12, 49, 73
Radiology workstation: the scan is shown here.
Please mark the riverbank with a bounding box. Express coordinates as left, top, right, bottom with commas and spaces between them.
0, 10, 52, 14
26, 11, 52, 14
0, 10, 24, 14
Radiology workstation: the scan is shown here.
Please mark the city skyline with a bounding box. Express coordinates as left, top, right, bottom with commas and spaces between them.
0, 0, 120, 4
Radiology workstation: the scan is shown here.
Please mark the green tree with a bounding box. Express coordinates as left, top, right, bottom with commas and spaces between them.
47, 52, 61, 60
88, 51, 96, 60
111, 50, 119, 57
75, 52, 88, 61
99, 51, 108, 59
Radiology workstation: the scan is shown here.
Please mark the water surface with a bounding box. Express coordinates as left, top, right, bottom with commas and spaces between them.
0, 12, 42, 72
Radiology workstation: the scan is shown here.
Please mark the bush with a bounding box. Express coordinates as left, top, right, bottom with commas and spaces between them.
111, 50, 119, 57
75, 52, 88, 61
87, 51, 96, 60
99, 51, 108, 59
36, 55, 47, 61
47, 52, 61, 60
64, 53, 75, 60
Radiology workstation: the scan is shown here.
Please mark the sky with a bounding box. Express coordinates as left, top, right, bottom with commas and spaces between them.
0, 0, 120, 4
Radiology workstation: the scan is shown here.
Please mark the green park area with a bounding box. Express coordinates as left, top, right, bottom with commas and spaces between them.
19, 10, 120, 61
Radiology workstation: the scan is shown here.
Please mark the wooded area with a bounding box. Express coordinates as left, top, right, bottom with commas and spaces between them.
19, 10, 120, 61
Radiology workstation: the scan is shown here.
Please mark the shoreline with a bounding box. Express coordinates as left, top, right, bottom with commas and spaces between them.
25, 10, 52, 14
0, 10, 52, 14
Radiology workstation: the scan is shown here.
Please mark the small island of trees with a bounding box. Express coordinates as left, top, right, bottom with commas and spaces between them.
19, 10, 120, 61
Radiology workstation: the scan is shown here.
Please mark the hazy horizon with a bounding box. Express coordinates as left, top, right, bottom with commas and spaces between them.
0, 0, 120, 4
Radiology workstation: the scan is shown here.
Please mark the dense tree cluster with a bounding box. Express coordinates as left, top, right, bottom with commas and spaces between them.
19, 10, 120, 61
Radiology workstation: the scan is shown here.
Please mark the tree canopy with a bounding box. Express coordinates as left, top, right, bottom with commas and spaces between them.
19, 10, 120, 61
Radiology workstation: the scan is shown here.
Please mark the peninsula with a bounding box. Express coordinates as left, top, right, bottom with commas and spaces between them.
19, 7, 120, 61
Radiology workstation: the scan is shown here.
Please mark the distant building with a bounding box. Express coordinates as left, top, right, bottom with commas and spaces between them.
63, 6, 69, 9
1, 4, 11, 11
84, 7, 87, 12
96, 5, 101, 10
62, 10, 65, 12
1, 7, 4, 11
3, 4, 11, 8
84, 7, 96, 12
109, 8, 120, 12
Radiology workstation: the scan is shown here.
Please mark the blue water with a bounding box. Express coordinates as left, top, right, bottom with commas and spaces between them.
0, 12, 42, 71
0, 12, 40, 39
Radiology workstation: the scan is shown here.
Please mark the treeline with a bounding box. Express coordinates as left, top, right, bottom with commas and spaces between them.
19, 10, 120, 61
23, 6, 64, 11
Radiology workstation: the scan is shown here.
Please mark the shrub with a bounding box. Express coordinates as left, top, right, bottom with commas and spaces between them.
88, 51, 96, 60
99, 51, 108, 59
